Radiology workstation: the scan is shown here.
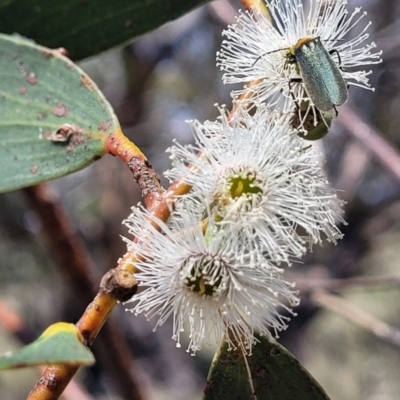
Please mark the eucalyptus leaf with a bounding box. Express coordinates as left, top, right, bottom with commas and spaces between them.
204, 335, 330, 400
0, 33, 118, 192
0, 322, 95, 370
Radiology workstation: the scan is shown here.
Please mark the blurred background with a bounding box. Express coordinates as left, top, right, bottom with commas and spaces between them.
0, 0, 398, 399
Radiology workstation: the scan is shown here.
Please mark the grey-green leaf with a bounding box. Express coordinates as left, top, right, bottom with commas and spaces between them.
0, 322, 95, 370
203, 335, 330, 400
0, 0, 208, 61
0, 33, 118, 192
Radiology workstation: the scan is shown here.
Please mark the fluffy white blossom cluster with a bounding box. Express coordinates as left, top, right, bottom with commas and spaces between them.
165, 108, 344, 264
124, 107, 344, 353
124, 203, 300, 354
124, 0, 380, 355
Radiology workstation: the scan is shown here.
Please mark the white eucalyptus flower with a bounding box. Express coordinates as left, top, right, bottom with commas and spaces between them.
166, 106, 345, 264
123, 206, 299, 355
217, 0, 382, 115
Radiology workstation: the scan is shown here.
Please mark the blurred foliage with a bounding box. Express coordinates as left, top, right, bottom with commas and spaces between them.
0, 0, 398, 399
0, 0, 207, 60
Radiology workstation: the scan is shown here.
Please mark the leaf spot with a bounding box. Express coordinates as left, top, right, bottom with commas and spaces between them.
98, 120, 112, 131
40, 48, 54, 59
17, 60, 28, 76
53, 103, 69, 117
269, 346, 282, 357
37, 112, 47, 120
30, 165, 38, 174
66, 132, 88, 153
46, 124, 82, 143
80, 75, 96, 91
42, 130, 51, 139
57, 47, 69, 57
19, 86, 27, 95
26, 72, 37, 85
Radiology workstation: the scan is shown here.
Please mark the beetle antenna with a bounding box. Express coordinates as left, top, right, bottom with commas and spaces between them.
251, 47, 289, 67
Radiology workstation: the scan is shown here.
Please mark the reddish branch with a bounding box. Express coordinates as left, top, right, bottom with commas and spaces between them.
24, 184, 145, 400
